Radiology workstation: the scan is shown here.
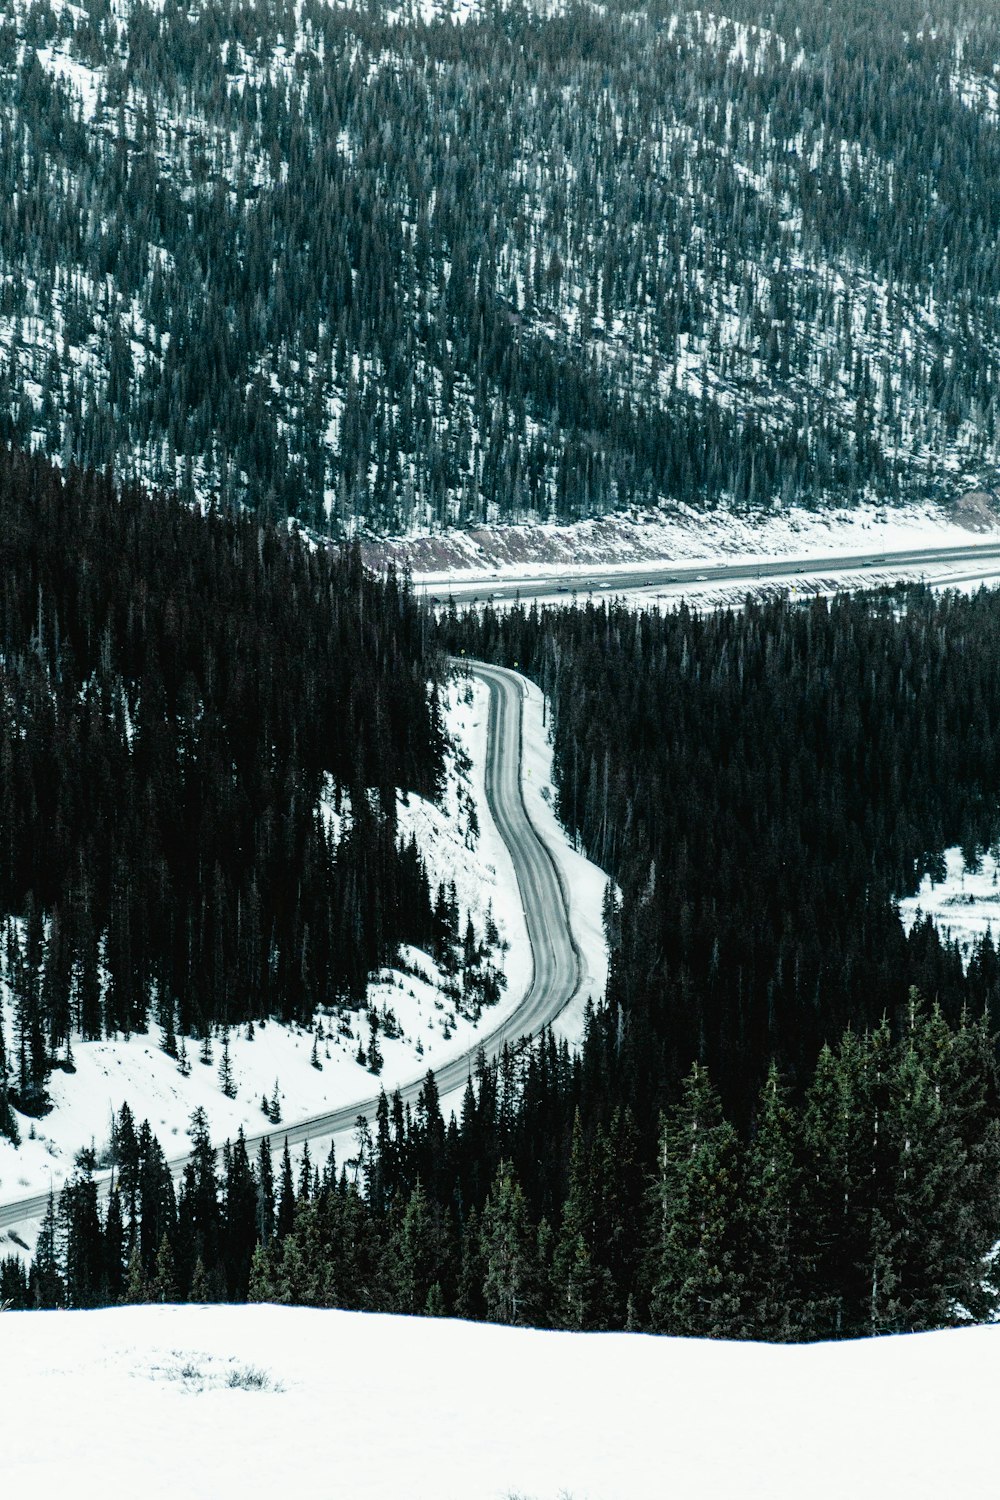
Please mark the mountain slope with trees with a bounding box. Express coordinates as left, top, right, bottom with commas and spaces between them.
0, 445, 444, 1127
9, 582, 1000, 1342
455, 586, 1000, 1120
1, 0, 999, 529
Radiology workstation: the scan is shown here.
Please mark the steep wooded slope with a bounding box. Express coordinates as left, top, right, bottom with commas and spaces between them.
2, 0, 999, 528
0, 447, 443, 1123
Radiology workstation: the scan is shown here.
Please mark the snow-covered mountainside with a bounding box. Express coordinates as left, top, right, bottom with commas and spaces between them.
5, 1303, 999, 1499
0, 673, 609, 1222
2, 0, 1000, 529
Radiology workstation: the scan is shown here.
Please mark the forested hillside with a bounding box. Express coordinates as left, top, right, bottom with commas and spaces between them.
457, 588, 1000, 1119
2, 0, 999, 529
10, 586, 1000, 1342
0, 447, 444, 1128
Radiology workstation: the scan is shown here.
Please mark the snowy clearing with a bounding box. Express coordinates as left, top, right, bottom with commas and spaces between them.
899, 847, 1000, 961
4, 1303, 999, 1500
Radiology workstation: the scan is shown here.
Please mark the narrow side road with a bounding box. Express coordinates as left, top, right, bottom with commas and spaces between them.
0, 661, 583, 1233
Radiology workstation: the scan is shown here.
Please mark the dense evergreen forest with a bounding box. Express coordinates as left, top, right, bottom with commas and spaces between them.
453, 588, 1000, 1121
1, 0, 999, 527
7, 582, 1000, 1341
0, 446, 444, 1127
5, 0, 1000, 1349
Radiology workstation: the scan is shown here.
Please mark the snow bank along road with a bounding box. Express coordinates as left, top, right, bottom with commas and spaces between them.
0, 661, 582, 1233
432, 539, 1000, 602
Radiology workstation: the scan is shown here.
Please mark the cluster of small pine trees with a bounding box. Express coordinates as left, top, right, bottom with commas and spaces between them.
4, 996, 997, 1340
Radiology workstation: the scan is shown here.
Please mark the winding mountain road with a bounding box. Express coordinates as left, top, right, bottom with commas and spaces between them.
0, 661, 583, 1234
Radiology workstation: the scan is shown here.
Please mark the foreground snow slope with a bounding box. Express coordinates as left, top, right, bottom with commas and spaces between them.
4, 1304, 998, 1500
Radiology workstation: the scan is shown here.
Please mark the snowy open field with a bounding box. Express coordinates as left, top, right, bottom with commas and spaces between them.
0, 672, 608, 1226
899, 847, 1000, 960
4, 1303, 999, 1500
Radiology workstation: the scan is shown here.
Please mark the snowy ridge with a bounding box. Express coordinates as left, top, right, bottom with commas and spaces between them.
367, 494, 1000, 585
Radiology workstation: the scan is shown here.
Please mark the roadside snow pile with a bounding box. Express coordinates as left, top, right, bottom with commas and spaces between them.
365, 496, 1000, 585
394, 675, 531, 1025
4, 1303, 999, 1500
517, 671, 609, 1044
899, 847, 1000, 960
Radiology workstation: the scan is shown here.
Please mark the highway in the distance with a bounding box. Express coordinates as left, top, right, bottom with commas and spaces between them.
425, 539, 1000, 604
0, 661, 582, 1235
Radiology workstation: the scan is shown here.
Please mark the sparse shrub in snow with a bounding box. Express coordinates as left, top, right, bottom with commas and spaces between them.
225, 1364, 277, 1392
367, 1013, 384, 1076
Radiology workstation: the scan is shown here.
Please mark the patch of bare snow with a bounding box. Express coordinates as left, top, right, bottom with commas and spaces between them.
899, 847, 1000, 961
34, 47, 103, 122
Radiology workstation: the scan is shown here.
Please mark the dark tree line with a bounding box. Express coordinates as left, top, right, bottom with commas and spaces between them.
0, 445, 444, 1122
4, 995, 997, 1342
449, 586, 1000, 1124
1, 0, 999, 527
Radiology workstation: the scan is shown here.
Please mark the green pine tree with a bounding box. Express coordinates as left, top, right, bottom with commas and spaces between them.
31, 1189, 64, 1308
150, 1233, 177, 1303
481, 1162, 540, 1326
551, 1112, 613, 1330
277, 1139, 296, 1238
125, 1242, 148, 1304
645, 1064, 746, 1338
745, 1063, 801, 1340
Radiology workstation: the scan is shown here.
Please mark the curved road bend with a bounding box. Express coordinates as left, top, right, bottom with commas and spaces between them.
0, 660, 583, 1233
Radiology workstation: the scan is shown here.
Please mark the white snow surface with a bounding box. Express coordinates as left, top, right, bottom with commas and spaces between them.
5, 1303, 1000, 1499
899, 847, 1000, 960
372, 496, 1000, 588
0, 674, 608, 1220
34, 47, 103, 121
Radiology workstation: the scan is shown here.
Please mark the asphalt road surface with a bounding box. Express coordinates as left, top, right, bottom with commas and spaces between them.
426, 539, 1000, 604
0, 660, 583, 1234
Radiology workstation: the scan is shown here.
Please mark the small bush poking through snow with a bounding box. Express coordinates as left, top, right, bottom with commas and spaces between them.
226, 1365, 276, 1392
